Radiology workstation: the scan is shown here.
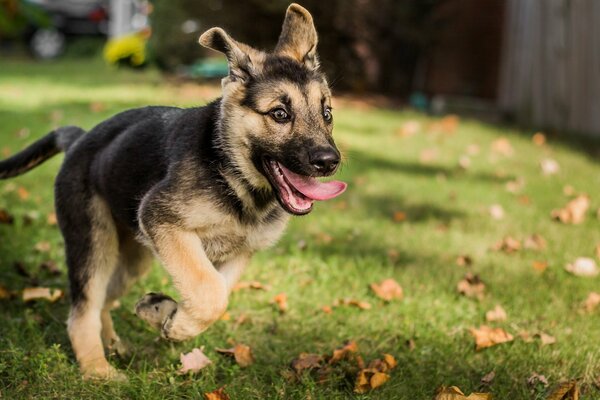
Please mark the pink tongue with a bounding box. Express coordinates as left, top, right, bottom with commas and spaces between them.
278, 163, 347, 201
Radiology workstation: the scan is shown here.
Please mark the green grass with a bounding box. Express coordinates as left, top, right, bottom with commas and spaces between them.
1, 57, 599, 399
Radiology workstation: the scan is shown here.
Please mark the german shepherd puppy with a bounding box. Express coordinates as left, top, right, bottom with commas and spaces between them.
0, 4, 346, 379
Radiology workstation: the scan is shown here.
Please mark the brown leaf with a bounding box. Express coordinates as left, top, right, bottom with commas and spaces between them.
0, 209, 14, 224
0, 285, 12, 300
492, 236, 521, 253
396, 120, 421, 137
17, 187, 30, 200
491, 137, 514, 157
89, 101, 106, 113
533, 132, 546, 146
565, 258, 599, 277
457, 273, 486, 300
552, 195, 590, 224
481, 371, 496, 385
527, 373, 549, 388
370, 278, 403, 301
382, 354, 397, 370
272, 292, 288, 313
40, 261, 61, 276
34, 241, 51, 253
524, 234, 547, 251
179, 347, 211, 374
545, 381, 579, 400
596, 243, 600, 260
563, 185, 576, 196
204, 386, 230, 400
232, 281, 271, 292
290, 353, 323, 373
532, 261, 549, 272
469, 325, 514, 350
329, 341, 359, 365
332, 298, 372, 310
456, 255, 473, 267
583, 292, 600, 312
47, 212, 57, 225
22, 287, 63, 302
485, 305, 507, 322
321, 305, 333, 314
354, 369, 390, 393
392, 211, 407, 222
537, 332, 556, 346
434, 386, 492, 400
215, 343, 254, 367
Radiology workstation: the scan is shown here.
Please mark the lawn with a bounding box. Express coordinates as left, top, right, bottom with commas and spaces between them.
0, 57, 599, 400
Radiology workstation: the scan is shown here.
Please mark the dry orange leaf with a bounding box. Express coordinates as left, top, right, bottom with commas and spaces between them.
370, 278, 403, 301
491, 137, 514, 157
532, 261, 549, 272
204, 386, 230, 400
565, 258, 599, 277
329, 341, 359, 365
17, 187, 30, 200
583, 292, 600, 312
533, 132, 546, 146
537, 332, 556, 346
457, 273, 486, 300
272, 292, 288, 313
215, 343, 254, 367
291, 353, 323, 373
355, 370, 390, 393
486, 305, 507, 322
492, 236, 521, 253
596, 243, 600, 260
332, 298, 372, 310
179, 347, 212, 374
47, 212, 58, 225
470, 325, 514, 350
232, 281, 271, 292
392, 211, 407, 222
396, 120, 421, 137
434, 386, 492, 400
552, 195, 590, 224
545, 380, 579, 400
0, 209, 14, 224
456, 255, 473, 267
321, 305, 333, 314
524, 234, 547, 251
34, 241, 51, 253
22, 287, 63, 302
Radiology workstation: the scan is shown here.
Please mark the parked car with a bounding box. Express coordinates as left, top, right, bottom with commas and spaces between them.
25, 0, 109, 59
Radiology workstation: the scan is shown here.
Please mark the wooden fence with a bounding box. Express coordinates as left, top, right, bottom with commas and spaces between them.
499, 0, 600, 137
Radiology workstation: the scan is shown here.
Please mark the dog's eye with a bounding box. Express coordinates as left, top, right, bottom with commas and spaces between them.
270, 108, 290, 122
323, 107, 333, 122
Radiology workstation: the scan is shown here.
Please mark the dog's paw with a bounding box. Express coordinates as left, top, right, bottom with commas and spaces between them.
135, 292, 178, 332
82, 363, 127, 382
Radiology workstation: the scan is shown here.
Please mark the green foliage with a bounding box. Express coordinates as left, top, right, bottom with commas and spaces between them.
0, 0, 50, 39
0, 59, 600, 399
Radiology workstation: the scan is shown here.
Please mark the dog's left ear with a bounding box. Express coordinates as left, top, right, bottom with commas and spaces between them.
275, 3, 319, 70
199, 27, 260, 82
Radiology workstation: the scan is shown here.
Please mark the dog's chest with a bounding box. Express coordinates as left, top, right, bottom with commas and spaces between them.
197, 215, 289, 263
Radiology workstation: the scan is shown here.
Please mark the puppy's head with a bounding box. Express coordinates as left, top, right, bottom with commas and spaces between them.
199, 3, 345, 216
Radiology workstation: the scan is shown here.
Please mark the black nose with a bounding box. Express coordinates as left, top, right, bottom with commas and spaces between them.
309, 147, 340, 174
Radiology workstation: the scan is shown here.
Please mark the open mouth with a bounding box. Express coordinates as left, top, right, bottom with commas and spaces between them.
262, 158, 347, 215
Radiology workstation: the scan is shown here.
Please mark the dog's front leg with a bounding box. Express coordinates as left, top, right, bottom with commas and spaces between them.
136, 227, 229, 341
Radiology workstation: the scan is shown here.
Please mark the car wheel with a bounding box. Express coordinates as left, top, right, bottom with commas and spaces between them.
29, 29, 66, 59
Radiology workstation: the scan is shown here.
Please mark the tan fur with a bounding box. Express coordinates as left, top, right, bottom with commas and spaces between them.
275, 4, 319, 69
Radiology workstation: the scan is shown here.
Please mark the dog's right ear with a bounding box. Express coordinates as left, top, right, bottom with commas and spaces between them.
199, 28, 259, 82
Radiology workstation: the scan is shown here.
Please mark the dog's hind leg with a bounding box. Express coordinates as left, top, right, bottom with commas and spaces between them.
102, 233, 153, 356
57, 190, 124, 380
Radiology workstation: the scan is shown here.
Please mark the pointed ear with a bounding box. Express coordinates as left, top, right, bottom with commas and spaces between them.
275, 3, 319, 70
199, 27, 259, 82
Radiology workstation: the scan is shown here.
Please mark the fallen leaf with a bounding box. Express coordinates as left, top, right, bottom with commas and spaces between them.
469, 325, 514, 350
491, 137, 514, 157
540, 158, 560, 176
492, 236, 521, 253
0, 285, 12, 300
537, 332, 556, 346
563, 185, 576, 196
596, 243, 600, 260
457, 273, 486, 300
204, 386, 230, 400
89, 101, 106, 113
232, 281, 271, 291
392, 211, 407, 222
545, 380, 579, 400
354, 370, 390, 393
22, 287, 63, 302
0, 209, 14, 224
215, 343, 254, 367
47, 212, 57, 225
179, 347, 211, 374
219, 311, 231, 321
565, 257, 599, 277
34, 241, 51, 253
456, 255, 473, 267
272, 292, 288, 313
486, 305, 507, 322
321, 305, 333, 314
40, 261, 61, 276
481, 371, 496, 385
489, 204, 504, 220
528, 373, 549, 388
552, 195, 590, 224
505, 177, 525, 193
17, 187, 29, 200
333, 298, 372, 310
524, 234, 547, 251
532, 261, 549, 272
290, 353, 323, 373
396, 120, 421, 137
329, 341, 359, 365
583, 292, 600, 312
533, 132, 546, 146
370, 278, 403, 301
519, 331, 535, 343
434, 386, 492, 400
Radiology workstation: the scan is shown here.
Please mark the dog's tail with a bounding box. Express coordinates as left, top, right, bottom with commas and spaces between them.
0, 126, 85, 180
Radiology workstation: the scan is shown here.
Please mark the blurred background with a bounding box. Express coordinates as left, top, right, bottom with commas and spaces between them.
1, 0, 599, 137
